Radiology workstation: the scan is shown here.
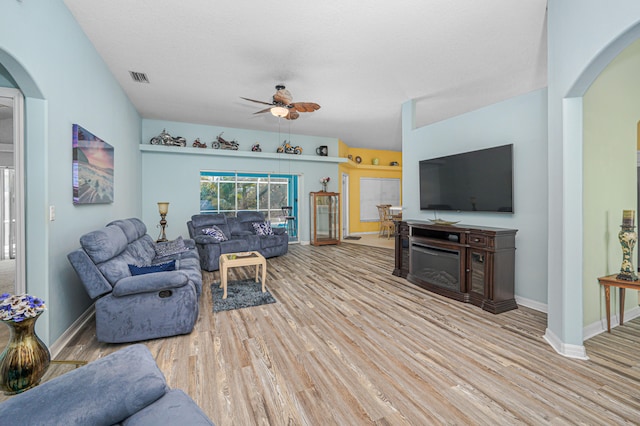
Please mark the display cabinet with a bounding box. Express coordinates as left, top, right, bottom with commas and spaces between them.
310, 192, 340, 245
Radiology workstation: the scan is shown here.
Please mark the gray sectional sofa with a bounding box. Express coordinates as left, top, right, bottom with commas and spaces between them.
188, 211, 288, 272
0, 344, 214, 425
68, 218, 202, 343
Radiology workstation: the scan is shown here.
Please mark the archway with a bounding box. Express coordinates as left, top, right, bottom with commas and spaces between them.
0, 47, 49, 344
552, 21, 640, 358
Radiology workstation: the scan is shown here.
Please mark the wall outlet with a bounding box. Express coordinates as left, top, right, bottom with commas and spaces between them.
49, 205, 55, 221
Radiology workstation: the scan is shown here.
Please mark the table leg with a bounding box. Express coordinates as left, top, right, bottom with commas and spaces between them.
221, 261, 228, 299
620, 288, 626, 327
604, 285, 611, 333
260, 260, 266, 293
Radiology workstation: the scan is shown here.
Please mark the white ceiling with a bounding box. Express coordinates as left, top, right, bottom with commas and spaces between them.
63, 0, 548, 151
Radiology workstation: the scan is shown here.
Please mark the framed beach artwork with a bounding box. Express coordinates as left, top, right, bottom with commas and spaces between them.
72, 124, 114, 204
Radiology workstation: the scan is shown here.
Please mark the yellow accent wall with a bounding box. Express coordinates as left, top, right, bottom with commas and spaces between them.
338, 140, 402, 234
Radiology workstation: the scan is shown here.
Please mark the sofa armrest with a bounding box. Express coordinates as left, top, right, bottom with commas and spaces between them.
67, 249, 113, 299
112, 272, 188, 297
123, 389, 215, 425
183, 238, 196, 249
0, 345, 168, 426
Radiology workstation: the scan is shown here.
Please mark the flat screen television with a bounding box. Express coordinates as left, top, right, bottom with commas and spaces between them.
419, 144, 513, 213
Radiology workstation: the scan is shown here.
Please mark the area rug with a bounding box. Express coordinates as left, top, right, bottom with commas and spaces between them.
344, 235, 361, 240
211, 279, 276, 312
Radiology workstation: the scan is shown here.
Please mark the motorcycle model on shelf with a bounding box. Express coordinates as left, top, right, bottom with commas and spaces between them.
211, 132, 239, 150
192, 138, 207, 148
149, 129, 187, 147
276, 140, 302, 155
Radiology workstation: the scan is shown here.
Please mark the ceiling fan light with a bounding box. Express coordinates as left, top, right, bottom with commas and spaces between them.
270, 106, 289, 118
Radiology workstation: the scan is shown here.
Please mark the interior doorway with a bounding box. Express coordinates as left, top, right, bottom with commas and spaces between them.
341, 172, 349, 238
0, 88, 25, 297
0, 88, 25, 349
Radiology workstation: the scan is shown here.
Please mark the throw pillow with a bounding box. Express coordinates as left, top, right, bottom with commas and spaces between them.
128, 260, 176, 276
154, 236, 189, 258
202, 226, 228, 242
252, 221, 274, 236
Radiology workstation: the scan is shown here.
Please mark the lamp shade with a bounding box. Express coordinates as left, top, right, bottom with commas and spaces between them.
157, 202, 169, 215
270, 106, 289, 118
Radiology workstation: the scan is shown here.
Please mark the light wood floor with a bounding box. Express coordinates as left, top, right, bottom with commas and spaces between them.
342, 233, 395, 249
3, 244, 640, 424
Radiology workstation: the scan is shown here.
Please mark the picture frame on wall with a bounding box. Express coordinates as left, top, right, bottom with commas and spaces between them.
72, 124, 114, 204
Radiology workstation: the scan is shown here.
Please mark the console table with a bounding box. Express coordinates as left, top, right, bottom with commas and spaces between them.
597, 274, 640, 332
404, 221, 517, 314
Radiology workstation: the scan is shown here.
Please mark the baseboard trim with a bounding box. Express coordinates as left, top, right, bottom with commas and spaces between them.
583, 305, 640, 340
515, 296, 547, 313
49, 305, 95, 359
543, 328, 589, 360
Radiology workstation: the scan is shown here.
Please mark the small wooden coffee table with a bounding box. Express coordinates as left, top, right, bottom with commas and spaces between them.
219, 251, 266, 299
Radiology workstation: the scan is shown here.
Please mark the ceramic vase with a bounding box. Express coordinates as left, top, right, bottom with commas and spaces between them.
322, 183, 327, 192
617, 225, 638, 281
0, 314, 51, 395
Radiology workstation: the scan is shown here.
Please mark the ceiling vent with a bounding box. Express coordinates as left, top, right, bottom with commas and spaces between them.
129, 71, 149, 83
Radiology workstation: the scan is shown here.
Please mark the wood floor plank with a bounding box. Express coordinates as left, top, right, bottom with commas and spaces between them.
3, 243, 640, 425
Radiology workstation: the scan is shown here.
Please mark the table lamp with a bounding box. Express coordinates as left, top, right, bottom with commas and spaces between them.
157, 202, 169, 242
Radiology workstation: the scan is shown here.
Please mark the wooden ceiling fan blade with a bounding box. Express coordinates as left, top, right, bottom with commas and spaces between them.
253, 107, 272, 115
291, 102, 321, 113
240, 97, 274, 106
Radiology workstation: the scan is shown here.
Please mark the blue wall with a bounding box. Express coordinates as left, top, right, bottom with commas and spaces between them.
402, 88, 548, 306
0, 1, 141, 346
141, 119, 342, 243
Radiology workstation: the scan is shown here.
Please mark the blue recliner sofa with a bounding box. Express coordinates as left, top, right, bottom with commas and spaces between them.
68, 218, 202, 343
187, 211, 289, 272
0, 344, 214, 425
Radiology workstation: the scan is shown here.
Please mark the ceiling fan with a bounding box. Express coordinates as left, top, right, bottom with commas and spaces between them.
241, 85, 320, 120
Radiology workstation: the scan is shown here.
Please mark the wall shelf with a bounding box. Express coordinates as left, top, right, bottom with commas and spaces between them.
140, 144, 348, 163
342, 159, 402, 170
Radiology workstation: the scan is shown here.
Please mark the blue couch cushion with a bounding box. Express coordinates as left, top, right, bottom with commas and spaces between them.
191, 214, 231, 239
80, 225, 129, 264
226, 216, 243, 235
108, 218, 148, 243
0, 344, 168, 426
237, 211, 266, 234
125, 235, 157, 265
128, 260, 176, 276
219, 238, 250, 253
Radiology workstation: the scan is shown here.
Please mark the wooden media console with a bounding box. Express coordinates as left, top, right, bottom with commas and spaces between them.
404, 220, 517, 314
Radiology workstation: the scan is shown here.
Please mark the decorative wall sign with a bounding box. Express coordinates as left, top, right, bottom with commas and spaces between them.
72, 124, 114, 204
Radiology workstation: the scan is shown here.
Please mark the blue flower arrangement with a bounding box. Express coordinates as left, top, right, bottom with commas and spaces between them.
0, 293, 46, 322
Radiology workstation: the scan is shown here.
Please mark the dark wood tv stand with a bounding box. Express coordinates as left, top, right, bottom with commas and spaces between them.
404, 220, 517, 314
